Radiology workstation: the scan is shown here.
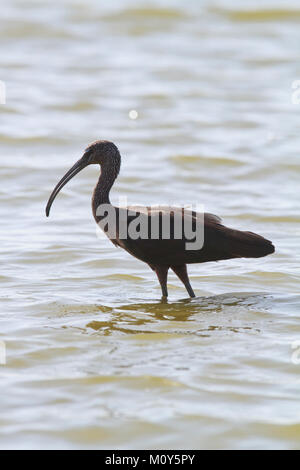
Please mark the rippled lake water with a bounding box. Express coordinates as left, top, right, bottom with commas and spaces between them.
1, 0, 300, 450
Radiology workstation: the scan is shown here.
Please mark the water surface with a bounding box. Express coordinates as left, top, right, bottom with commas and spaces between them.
0, 0, 300, 450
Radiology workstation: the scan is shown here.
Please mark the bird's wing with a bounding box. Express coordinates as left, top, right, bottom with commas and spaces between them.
113, 206, 273, 266
113, 206, 221, 265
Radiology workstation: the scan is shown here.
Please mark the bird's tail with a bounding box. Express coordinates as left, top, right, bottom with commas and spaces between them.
223, 229, 275, 259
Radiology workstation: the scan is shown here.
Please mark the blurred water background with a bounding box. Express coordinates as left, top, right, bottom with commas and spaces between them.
0, 0, 300, 450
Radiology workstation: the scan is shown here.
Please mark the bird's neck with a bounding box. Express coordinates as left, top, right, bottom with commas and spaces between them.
92, 161, 120, 221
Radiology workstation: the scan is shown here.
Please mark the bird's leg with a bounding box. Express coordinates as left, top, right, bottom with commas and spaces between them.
171, 265, 196, 298
154, 266, 169, 298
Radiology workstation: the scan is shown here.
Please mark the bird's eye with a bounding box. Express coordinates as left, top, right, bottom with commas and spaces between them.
83, 149, 92, 162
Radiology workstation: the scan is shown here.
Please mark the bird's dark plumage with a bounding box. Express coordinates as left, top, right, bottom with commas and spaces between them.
46, 141, 275, 298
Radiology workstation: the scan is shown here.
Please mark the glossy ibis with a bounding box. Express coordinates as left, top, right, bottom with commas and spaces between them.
46, 140, 275, 298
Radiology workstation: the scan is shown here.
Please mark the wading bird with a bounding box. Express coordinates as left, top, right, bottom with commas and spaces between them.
46, 140, 275, 298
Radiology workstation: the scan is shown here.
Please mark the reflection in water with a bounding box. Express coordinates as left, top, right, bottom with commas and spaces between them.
86, 292, 268, 336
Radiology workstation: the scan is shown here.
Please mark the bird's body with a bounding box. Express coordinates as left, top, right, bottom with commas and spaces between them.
46, 140, 275, 298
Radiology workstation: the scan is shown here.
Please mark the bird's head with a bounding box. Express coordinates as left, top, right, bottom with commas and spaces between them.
45, 140, 120, 217
84, 140, 120, 165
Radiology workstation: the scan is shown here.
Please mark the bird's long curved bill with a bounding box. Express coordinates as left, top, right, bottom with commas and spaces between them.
46, 157, 88, 217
